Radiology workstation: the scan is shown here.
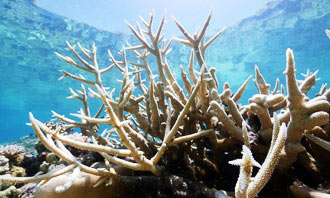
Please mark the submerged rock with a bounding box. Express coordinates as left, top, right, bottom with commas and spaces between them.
0, 156, 9, 175
0, 186, 20, 198
34, 172, 118, 198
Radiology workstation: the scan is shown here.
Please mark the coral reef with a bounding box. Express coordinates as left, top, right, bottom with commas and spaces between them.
2, 0, 330, 143
0, 145, 25, 166
0, 12, 330, 198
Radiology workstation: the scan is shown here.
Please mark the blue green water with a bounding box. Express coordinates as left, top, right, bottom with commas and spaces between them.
34, 0, 268, 36
0, 0, 330, 143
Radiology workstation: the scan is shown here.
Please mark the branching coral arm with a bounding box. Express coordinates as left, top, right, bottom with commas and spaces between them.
107, 49, 125, 72
203, 27, 226, 50
125, 20, 154, 53
77, 42, 92, 61
181, 66, 192, 94
210, 101, 244, 143
173, 12, 220, 107
95, 84, 160, 175
164, 59, 187, 104
254, 65, 270, 95
69, 113, 112, 124
188, 50, 198, 85
272, 78, 280, 94
30, 114, 116, 177
229, 145, 261, 198
52, 110, 88, 128
247, 123, 287, 198
305, 100, 330, 115
284, 49, 305, 110
57, 42, 106, 87
283, 48, 329, 148
65, 41, 95, 71
299, 70, 318, 95
228, 97, 244, 127
232, 75, 252, 102
154, 14, 166, 43
101, 153, 149, 171
305, 134, 330, 152
0, 164, 77, 183
58, 70, 95, 86
169, 129, 213, 145
165, 90, 185, 110
45, 130, 140, 157
171, 16, 194, 43
242, 121, 251, 149
196, 10, 212, 43
55, 52, 93, 73
151, 78, 202, 165
126, 15, 172, 88
269, 113, 280, 152
148, 76, 161, 137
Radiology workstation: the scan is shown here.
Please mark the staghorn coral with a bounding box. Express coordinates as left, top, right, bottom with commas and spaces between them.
277, 49, 330, 171
228, 114, 287, 198
229, 145, 261, 198
0, 12, 329, 198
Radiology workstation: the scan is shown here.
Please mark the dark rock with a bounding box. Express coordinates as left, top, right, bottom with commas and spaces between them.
21, 154, 40, 176
80, 151, 103, 166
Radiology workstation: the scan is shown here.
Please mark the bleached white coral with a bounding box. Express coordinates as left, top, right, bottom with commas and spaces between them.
229, 145, 261, 198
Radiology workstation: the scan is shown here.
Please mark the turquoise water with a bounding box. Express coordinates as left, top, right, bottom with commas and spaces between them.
0, 0, 330, 143
34, 0, 268, 36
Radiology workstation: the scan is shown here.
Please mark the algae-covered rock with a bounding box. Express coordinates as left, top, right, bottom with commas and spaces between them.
39, 161, 49, 173
0, 178, 13, 192
0, 156, 9, 174
10, 166, 25, 177
0, 186, 20, 198
45, 153, 57, 164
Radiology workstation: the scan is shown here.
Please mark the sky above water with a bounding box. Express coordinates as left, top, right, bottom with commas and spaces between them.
35, 0, 272, 35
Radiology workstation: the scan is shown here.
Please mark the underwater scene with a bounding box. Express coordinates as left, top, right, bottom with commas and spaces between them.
0, 0, 330, 197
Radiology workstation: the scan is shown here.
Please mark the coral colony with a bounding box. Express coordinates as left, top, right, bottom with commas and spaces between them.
1, 12, 330, 198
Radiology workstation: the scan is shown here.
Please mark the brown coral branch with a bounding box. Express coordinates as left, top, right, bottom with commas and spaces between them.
31, 114, 116, 177
170, 129, 213, 145
151, 78, 202, 165
233, 75, 252, 102
278, 49, 330, 171
247, 122, 287, 198
95, 84, 160, 175
210, 101, 244, 143
0, 164, 77, 183
254, 65, 270, 95
305, 133, 330, 152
